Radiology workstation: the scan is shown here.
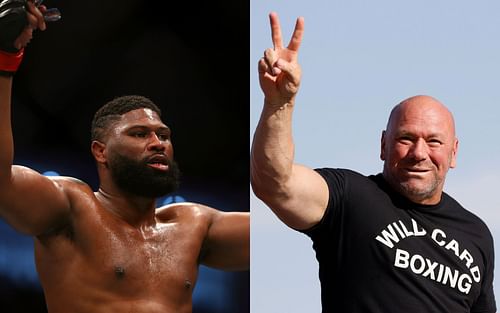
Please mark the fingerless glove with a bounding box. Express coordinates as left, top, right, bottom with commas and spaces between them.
0, 0, 28, 76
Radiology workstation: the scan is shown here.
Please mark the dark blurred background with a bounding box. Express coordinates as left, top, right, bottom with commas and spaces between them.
1, 1, 249, 312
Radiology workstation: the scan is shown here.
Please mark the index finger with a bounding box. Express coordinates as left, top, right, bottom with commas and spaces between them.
287, 17, 304, 52
26, 1, 46, 30
269, 12, 283, 49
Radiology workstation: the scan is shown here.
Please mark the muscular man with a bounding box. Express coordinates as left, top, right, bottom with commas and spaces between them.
251, 12, 495, 312
0, 3, 249, 313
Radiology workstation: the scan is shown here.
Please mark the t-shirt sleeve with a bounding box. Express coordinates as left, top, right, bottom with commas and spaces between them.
299, 168, 348, 239
471, 231, 496, 313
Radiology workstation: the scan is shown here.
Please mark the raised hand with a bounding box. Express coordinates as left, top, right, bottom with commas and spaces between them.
13, 1, 47, 50
258, 12, 304, 108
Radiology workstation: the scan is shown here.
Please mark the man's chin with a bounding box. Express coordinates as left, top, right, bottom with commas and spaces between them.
398, 181, 438, 201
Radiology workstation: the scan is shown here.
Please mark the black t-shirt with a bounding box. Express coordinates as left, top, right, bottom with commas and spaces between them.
301, 168, 496, 313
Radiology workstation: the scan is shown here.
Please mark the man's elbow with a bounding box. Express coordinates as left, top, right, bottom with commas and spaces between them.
251, 175, 292, 213
250, 174, 277, 205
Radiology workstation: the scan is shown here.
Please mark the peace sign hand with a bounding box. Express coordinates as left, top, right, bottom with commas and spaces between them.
258, 12, 304, 108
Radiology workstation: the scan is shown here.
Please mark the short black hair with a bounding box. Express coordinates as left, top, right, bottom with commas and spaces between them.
91, 95, 162, 141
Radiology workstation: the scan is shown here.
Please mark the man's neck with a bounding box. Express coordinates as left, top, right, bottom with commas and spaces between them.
95, 187, 158, 229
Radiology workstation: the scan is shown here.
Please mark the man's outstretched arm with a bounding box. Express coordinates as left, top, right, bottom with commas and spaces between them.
200, 208, 249, 271
251, 12, 329, 231
0, 2, 71, 236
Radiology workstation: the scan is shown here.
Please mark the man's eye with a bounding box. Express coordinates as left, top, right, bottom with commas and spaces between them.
158, 134, 169, 141
428, 139, 442, 146
398, 137, 413, 143
133, 132, 147, 138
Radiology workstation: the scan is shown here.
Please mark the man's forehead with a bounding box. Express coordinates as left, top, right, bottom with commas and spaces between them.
115, 108, 168, 129
392, 112, 453, 135
121, 108, 160, 120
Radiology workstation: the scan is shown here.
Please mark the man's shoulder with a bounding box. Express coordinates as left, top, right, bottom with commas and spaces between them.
314, 167, 382, 192
155, 202, 214, 223
314, 167, 377, 180
48, 175, 90, 188
442, 193, 494, 236
48, 175, 94, 198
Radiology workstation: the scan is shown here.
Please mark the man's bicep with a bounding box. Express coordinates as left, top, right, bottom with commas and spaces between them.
201, 211, 249, 271
264, 164, 329, 231
0, 165, 71, 235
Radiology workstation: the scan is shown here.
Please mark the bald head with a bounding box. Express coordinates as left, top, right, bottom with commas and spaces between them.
386, 95, 456, 138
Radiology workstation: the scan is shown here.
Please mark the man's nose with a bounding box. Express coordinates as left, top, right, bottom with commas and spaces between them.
147, 133, 166, 151
408, 138, 428, 161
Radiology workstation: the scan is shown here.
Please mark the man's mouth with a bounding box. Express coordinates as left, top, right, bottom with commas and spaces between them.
402, 167, 432, 176
148, 163, 169, 171
405, 168, 430, 172
146, 154, 170, 171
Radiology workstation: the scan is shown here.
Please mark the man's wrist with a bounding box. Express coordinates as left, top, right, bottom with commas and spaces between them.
264, 98, 295, 110
0, 49, 24, 77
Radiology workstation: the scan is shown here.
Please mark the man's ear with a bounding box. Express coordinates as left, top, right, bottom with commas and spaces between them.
380, 130, 386, 161
91, 140, 107, 164
450, 138, 459, 169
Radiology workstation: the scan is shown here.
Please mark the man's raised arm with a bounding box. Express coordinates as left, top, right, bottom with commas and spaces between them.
251, 12, 329, 230
0, 1, 71, 236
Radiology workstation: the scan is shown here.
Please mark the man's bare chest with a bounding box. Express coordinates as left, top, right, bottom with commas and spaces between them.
87, 227, 200, 295
35, 207, 206, 301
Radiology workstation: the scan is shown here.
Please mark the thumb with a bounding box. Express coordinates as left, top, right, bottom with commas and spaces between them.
275, 58, 301, 85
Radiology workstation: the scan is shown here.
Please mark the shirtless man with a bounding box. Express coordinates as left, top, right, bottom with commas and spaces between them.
0, 2, 249, 312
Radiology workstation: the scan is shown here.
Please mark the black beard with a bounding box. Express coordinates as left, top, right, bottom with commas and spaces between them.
108, 152, 181, 198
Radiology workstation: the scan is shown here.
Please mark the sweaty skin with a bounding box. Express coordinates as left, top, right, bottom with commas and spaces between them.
1, 106, 249, 313
0, 5, 249, 312
35, 190, 244, 313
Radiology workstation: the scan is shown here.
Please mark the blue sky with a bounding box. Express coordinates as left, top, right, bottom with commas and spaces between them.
250, 1, 500, 312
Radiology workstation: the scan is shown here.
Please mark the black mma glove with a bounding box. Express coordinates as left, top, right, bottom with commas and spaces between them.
0, 0, 28, 76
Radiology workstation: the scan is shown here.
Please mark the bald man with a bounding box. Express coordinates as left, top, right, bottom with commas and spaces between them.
251, 13, 496, 313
